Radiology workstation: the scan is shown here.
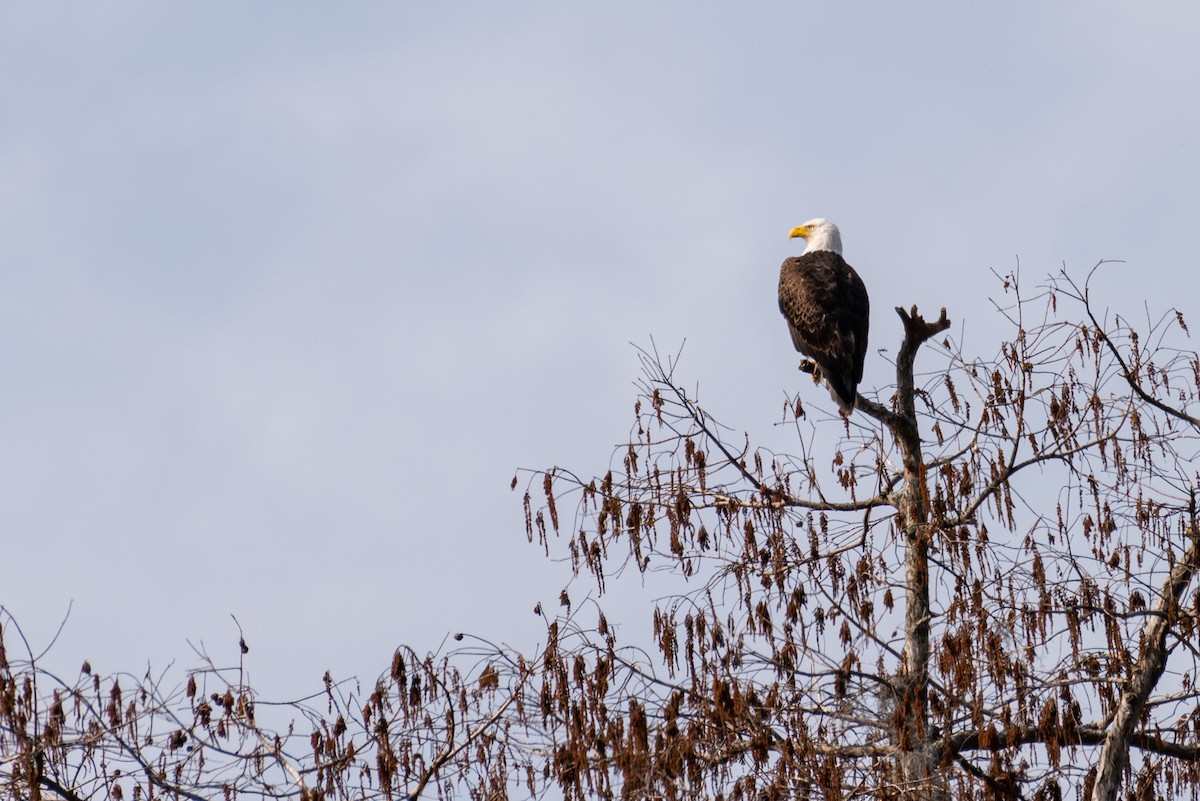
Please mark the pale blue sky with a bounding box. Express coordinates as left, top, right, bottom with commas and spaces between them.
3, 3, 1199, 698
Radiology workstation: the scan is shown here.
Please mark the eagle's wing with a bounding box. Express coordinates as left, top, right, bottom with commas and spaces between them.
778, 251, 870, 410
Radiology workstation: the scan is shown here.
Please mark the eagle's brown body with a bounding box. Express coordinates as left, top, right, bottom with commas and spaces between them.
778, 246, 870, 413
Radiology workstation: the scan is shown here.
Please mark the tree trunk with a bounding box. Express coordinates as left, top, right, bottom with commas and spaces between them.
1090, 523, 1200, 801
863, 306, 950, 799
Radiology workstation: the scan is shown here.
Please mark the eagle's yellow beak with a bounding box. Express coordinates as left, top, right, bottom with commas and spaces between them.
789, 225, 811, 239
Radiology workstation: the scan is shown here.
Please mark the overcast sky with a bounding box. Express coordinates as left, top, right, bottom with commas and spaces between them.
3, 3, 1200, 700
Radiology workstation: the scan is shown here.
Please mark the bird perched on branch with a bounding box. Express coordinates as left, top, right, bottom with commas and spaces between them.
778, 218, 870, 414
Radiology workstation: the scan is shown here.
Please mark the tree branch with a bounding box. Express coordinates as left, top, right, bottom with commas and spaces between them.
1090, 503, 1200, 801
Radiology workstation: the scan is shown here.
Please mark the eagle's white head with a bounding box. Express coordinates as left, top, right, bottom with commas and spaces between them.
789, 218, 842, 256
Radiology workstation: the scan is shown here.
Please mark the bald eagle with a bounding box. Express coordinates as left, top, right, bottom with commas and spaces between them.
778, 218, 870, 414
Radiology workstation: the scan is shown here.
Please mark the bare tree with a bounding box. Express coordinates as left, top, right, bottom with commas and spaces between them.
3, 266, 1200, 800
518, 266, 1200, 800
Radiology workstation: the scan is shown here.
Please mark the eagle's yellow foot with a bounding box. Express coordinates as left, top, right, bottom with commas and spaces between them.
799, 360, 823, 383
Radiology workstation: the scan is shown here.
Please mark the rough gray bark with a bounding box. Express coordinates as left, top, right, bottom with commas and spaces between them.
860, 306, 950, 799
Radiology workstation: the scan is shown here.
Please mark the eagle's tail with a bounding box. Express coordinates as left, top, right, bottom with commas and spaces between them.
800, 360, 857, 415
825, 376, 857, 415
